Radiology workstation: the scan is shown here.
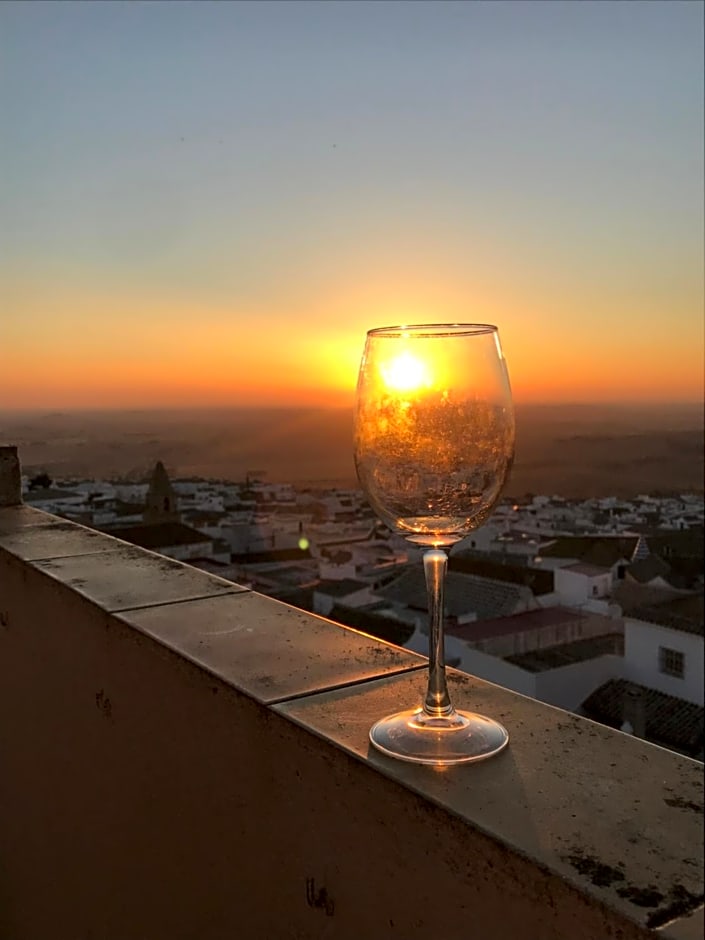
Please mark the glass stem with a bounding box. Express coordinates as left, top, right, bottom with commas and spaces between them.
422, 548, 454, 717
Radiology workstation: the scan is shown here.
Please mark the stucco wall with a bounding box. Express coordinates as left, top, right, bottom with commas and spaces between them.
0, 502, 701, 940
625, 619, 704, 706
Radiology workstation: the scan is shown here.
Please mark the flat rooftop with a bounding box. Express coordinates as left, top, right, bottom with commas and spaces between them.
447, 605, 585, 641
505, 633, 624, 673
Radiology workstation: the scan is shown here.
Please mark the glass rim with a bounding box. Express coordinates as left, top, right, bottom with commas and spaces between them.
366, 323, 498, 338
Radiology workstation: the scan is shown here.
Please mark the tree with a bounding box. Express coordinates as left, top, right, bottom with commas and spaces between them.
29, 472, 53, 491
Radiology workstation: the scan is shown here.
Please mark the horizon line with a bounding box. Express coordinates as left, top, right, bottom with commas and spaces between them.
1, 399, 704, 416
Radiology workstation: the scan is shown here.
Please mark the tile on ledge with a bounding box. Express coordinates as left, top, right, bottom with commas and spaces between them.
116, 591, 426, 704
32, 543, 246, 611
0, 507, 113, 559
0, 504, 50, 534
658, 906, 704, 940
274, 668, 704, 934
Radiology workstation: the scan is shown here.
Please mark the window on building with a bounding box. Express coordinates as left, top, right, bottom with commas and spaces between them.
659, 647, 685, 679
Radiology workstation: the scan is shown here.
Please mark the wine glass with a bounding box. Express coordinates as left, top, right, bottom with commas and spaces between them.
354, 323, 515, 765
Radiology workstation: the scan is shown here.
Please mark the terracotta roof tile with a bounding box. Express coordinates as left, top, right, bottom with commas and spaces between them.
582, 678, 704, 756
378, 568, 529, 620
542, 537, 638, 567
627, 554, 672, 584
105, 522, 212, 549
447, 605, 585, 641
630, 595, 704, 637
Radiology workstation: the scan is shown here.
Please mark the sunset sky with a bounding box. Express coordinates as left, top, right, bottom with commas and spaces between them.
2, 0, 703, 410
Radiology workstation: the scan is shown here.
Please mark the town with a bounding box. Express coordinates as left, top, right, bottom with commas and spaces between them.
23, 462, 704, 762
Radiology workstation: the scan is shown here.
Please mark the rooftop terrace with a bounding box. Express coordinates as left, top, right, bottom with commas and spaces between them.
0, 446, 702, 939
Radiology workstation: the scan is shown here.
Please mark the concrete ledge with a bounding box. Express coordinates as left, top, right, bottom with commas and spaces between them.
276, 670, 704, 934
0, 506, 702, 939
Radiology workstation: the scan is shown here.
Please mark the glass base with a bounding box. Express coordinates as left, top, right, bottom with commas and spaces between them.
369, 707, 509, 765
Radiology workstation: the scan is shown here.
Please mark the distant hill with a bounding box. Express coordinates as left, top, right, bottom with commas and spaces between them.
0, 403, 702, 498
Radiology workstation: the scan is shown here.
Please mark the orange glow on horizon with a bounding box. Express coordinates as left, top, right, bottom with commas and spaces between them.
2, 265, 702, 410
2, 333, 703, 411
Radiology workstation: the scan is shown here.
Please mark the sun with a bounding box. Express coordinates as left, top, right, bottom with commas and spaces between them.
380, 351, 432, 392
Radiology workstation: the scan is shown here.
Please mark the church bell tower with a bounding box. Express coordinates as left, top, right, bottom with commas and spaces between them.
143, 461, 179, 523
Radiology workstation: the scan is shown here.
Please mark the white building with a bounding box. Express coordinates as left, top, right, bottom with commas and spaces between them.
404, 607, 624, 713
624, 610, 704, 707
554, 563, 612, 605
